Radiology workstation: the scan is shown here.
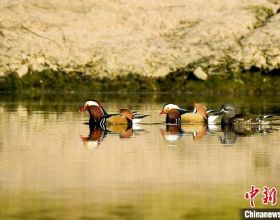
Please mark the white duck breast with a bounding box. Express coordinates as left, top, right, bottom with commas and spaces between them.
206, 109, 222, 124
132, 123, 143, 130
208, 115, 222, 124
132, 118, 142, 123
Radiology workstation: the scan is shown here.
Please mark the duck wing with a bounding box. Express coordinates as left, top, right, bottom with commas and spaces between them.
256, 115, 280, 124
231, 113, 255, 124
133, 114, 150, 119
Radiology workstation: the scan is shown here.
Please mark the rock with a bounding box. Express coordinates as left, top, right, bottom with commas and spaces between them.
238, 13, 280, 71
0, 1, 279, 77
17, 65, 29, 77
193, 67, 208, 80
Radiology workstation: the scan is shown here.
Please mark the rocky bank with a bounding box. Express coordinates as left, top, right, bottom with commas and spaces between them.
0, 0, 280, 79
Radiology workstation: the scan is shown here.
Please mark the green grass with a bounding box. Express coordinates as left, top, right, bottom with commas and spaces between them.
1, 69, 280, 95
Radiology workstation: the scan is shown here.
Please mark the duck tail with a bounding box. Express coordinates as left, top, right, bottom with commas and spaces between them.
262, 115, 274, 119
132, 114, 150, 123
134, 114, 150, 119
105, 113, 119, 119
206, 109, 216, 114
257, 115, 280, 124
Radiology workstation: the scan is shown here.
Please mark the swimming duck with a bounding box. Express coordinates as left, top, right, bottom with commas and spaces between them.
159, 104, 189, 124
160, 103, 216, 124
79, 100, 149, 125
217, 104, 276, 126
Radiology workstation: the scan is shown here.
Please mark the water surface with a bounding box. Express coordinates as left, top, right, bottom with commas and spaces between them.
1, 95, 280, 220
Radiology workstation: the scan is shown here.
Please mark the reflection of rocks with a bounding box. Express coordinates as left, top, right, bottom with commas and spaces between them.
0, 1, 279, 77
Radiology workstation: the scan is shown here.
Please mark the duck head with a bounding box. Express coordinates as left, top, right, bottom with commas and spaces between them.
80, 104, 105, 123
218, 104, 237, 118
159, 103, 181, 115
119, 108, 133, 122
79, 100, 107, 115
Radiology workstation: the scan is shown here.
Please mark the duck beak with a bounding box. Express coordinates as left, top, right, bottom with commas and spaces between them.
206, 109, 216, 114
79, 106, 87, 112
215, 110, 224, 115
159, 110, 165, 115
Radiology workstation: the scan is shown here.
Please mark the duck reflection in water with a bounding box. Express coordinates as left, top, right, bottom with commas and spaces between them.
80, 123, 145, 149
161, 124, 207, 143
80, 124, 107, 149
160, 125, 183, 143
219, 125, 237, 145
219, 124, 276, 145
106, 124, 133, 138
182, 124, 207, 142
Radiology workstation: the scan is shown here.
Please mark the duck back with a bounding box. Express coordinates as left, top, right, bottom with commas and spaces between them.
231, 113, 256, 125
181, 113, 205, 124
106, 115, 131, 125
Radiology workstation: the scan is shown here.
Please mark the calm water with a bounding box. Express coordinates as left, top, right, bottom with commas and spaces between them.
1, 94, 280, 220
